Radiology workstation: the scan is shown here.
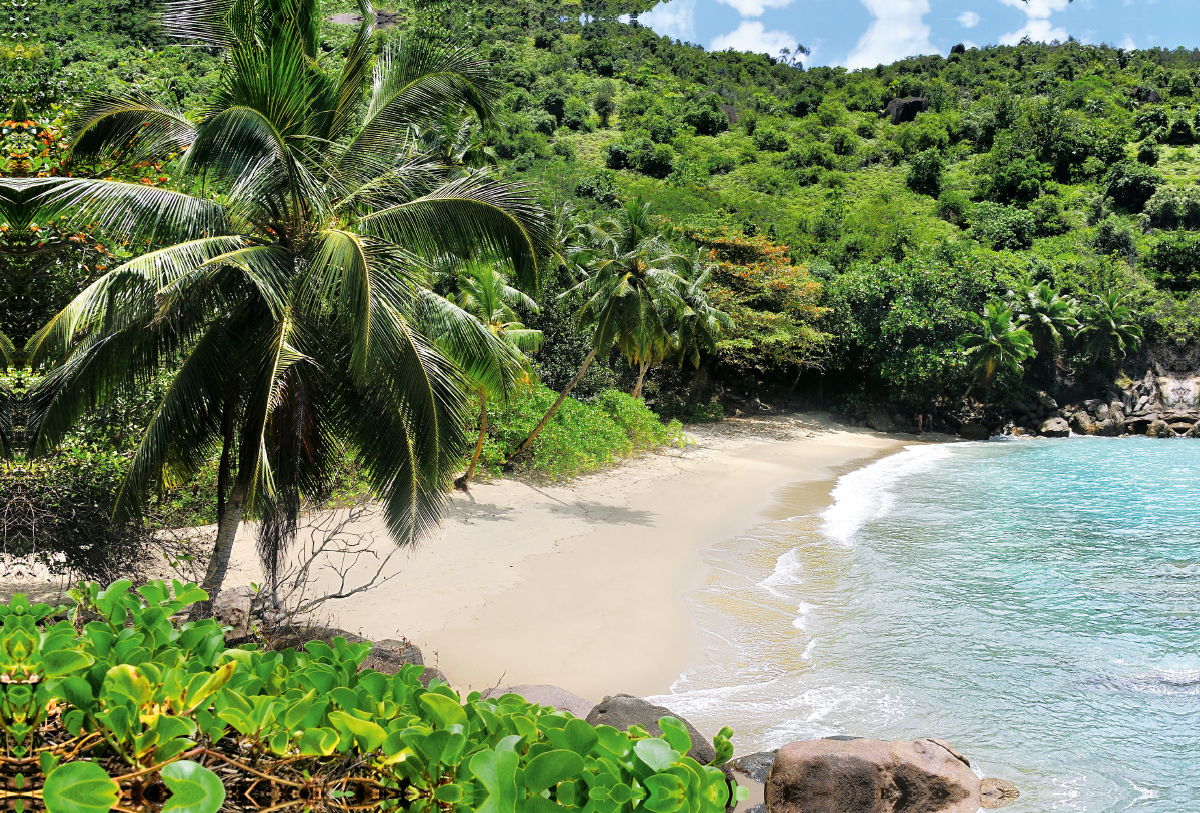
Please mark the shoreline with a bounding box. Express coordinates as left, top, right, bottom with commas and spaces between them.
216, 414, 919, 700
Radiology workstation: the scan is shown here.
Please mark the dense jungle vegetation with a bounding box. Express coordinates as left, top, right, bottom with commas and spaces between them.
3, 0, 1200, 594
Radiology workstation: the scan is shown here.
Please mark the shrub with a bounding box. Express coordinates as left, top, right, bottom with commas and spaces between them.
2, 581, 736, 813
828, 127, 859, 156
688, 401, 725, 423
1092, 214, 1138, 259
552, 138, 576, 160
752, 126, 790, 152
1102, 161, 1162, 211
705, 153, 736, 175
1031, 195, 1071, 237
906, 148, 944, 197
968, 202, 1036, 250
594, 81, 616, 127
563, 96, 594, 132
936, 190, 970, 227
574, 168, 619, 206
682, 95, 729, 136
1145, 184, 1200, 230
1137, 139, 1161, 165
780, 140, 835, 171
1135, 106, 1169, 138
1143, 231, 1200, 290
1168, 110, 1195, 142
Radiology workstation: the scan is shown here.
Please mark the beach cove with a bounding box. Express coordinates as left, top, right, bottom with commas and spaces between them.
214, 415, 912, 700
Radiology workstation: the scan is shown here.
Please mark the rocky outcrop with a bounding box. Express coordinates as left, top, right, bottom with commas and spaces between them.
586, 695, 716, 765
886, 97, 930, 125
866, 408, 895, 433
1148, 419, 1173, 438
765, 737, 985, 813
957, 422, 990, 441
485, 685, 595, 719
212, 585, 254, 633
732, 751, 777, 784
980, 778, 1021, 810
1039, 417, 1070, 438
949, 44, 966, 55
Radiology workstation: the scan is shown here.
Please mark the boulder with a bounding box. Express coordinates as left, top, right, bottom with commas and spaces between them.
419, 667, 450, 688
886, 97, 929, 125
980, 778, 1021, 809
1039, 417, 1069, 437
360, 638, 424, 674
958, 422, 990, 441
1095, 403, 1110, 421
1148, 419, 1173, 438
212, 585, 254, 632
586, 695, 716, 765
1036, 394, 1058, 411
765, 738, 982, 813
949, 43, 966, 55
732, 751, 777, 784
485, 685, 595, 719
1188, 423, 1200, 439
1091, 418, 1119, 437
866, 408, 895, 433
1069, 412, 1094, 435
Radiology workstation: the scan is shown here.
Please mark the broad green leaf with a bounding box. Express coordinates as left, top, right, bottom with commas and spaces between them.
643, 773, 686, 813
183, 661, 236, 712
420, 693, 468, 731
523, 750, 584, 794
160, 760, 226, 813
328, 710, 387, 752
657, 718, 693, 756
58, 677, 97, 711
42, 762, 119, 813
634, 738, 680, 773
433, 784, 465, 803
470, 735, 522, 813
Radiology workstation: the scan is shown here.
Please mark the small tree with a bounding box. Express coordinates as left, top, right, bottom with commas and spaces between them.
958, 302, 1035, 401
1077, 291, 1143, 364
594, 81, 616, 128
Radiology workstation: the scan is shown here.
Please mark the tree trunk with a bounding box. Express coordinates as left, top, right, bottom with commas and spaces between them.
510, 348, 598, 461
632, 361, 649, 399
455, 395, 487, 491
190, 479, 247, 620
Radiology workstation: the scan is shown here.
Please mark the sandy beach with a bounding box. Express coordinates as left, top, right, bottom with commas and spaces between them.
207, 414, 911, 702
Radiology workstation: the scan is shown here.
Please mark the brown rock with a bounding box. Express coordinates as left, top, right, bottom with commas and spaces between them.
484, 684, 595, 719
979, 777, 1021, 809
1039, 417, 1069, 437
958, 422, 990, 441
586, 695, 716, 765
1148, 419, 1173, 438
765, 737, 982, 813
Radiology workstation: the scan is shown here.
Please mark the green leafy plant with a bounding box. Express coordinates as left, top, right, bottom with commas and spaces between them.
0, 580, 740, 813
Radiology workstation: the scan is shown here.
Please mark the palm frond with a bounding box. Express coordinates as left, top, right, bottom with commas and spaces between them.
338, 40, 499, 171
71, 92, 197, 167
357, 171, 548, 290
26, 236, 246, 365
417, 288, 524, 400
111, 323, 234, 519
31, 179, 228, 248
327, 0, 376, 142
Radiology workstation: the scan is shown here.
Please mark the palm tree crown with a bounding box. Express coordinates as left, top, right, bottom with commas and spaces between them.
1016, 280, 1079, 358
958, 302, 1035, 396
22, 0, 548, 597
1077, 290, 1143, 363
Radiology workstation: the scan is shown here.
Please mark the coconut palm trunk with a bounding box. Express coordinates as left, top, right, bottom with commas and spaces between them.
455, 395, 487, 490
511, 347, 597, 459
632, 360, 650, 399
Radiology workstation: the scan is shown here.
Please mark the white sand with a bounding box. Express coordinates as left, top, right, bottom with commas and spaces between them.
214, 414, 910, 702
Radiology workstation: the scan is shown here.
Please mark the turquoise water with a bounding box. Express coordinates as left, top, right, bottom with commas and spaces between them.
652, 438, 1200, 812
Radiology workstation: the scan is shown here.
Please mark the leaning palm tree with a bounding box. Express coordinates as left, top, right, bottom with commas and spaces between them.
958, 302, 1035, 402
23, 0, 548, 603
1016, 280, 1079, 359
437, 260, 543, 489
1076, 290, 1143, 363
511, 197, 686, 457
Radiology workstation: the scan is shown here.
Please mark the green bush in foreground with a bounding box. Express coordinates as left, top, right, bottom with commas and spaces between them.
1, 580, 740, 813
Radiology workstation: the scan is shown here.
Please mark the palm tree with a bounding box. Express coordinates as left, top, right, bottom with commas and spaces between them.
438, 260, 543, 489
1017, 280, 1079, 358
665, 245, 732, 378
0, 330, 13, 457
958, 302, 1035, 401
1076, 290, 1143, 363
23, 0, 548, 604
510, 197, 686, 457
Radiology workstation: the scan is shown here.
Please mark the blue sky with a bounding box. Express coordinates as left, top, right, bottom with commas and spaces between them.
637, 0, 1200, 69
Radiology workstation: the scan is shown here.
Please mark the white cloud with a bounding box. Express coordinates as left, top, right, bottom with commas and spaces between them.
844, 0, 934, 70
958, 11, 981, 28
639, 0, 696, 41
1119, 34, 1136, 50
998, 0, 1071, 45
711, 21, 799, 56
712, 0, 793, 19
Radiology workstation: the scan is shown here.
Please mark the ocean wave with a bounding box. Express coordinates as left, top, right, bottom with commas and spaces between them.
819, 444, 958, 547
